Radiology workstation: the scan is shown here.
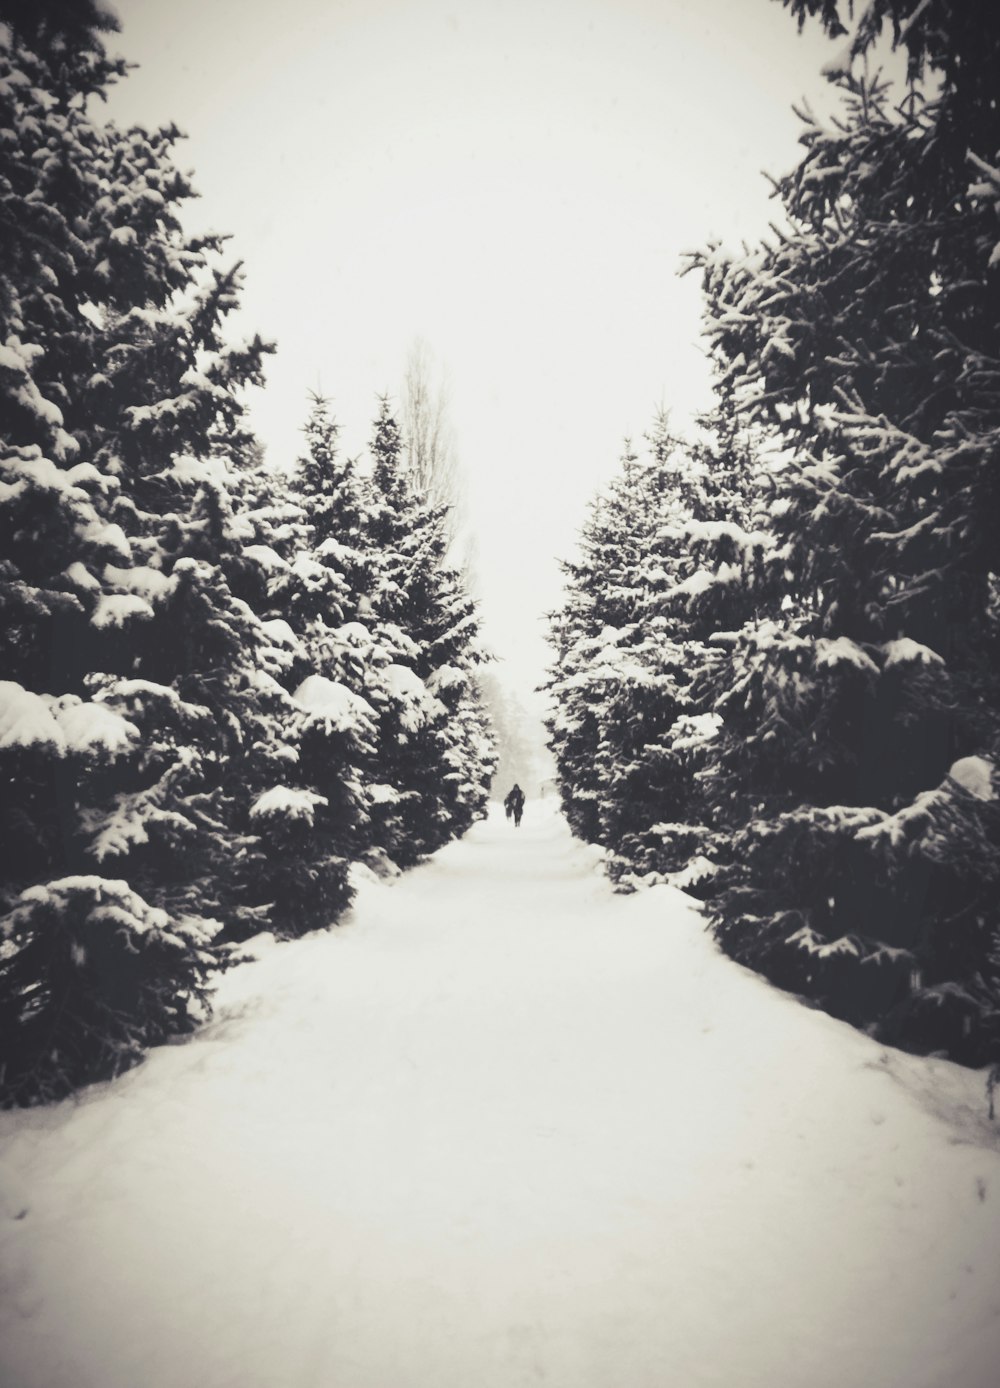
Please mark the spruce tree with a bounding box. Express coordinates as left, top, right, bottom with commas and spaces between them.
545, 411, 766, 890
603, 405, 768, 890
686, 0, 1000, 1060
0, 6, 277, 1102
545, 441, 650, 846
230, 396, 379, 934
362, 398, 494, 863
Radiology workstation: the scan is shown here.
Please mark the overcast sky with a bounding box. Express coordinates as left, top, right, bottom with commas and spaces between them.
105, 0, 838, 691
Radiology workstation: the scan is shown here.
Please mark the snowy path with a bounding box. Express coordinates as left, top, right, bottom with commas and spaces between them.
2, 806, 1000, 1388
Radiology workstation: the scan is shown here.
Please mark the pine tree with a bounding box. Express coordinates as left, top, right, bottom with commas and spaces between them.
545, 440, 651, 846
229, 396, 379, 935
591, 421, 709, 883
545, 410, 767, 890
0, 6, 278, 1102
362, 398, 494, 863
602, 405, 769, 890
686, 0, 1000, 1060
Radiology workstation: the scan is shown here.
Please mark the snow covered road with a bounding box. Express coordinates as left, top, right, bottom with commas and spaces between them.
2, 804, 999, 1388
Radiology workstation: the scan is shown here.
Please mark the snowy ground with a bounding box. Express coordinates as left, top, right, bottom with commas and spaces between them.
2, 803, 999, 1388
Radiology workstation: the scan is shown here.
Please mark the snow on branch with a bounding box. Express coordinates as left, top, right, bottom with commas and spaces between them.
0, 682, 137, 756
814, 636, 879, 675
293, 674, 376, 733
250, 787, 329, 823
880, 637, 944, 669
382, 664, 445, 733
947, 756, 995, 803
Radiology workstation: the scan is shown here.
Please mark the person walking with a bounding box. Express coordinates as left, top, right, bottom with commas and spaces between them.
503, 784, 525, 828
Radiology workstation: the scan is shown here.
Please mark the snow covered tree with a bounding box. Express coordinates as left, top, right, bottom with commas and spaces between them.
603, 405, 769, 891
361, 398, 494, 863
545, 409, 767, 890
0, 5, 281, 1102
545, 440, 652, 845
228, 397, 380, 935
685, 0, 1000, 1061
220, 391, 493, 916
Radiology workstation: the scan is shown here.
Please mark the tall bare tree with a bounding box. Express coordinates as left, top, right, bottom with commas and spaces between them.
400, 338, 463, 546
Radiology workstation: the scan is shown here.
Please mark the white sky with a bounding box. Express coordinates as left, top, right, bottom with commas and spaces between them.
106, 0, 838, 691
